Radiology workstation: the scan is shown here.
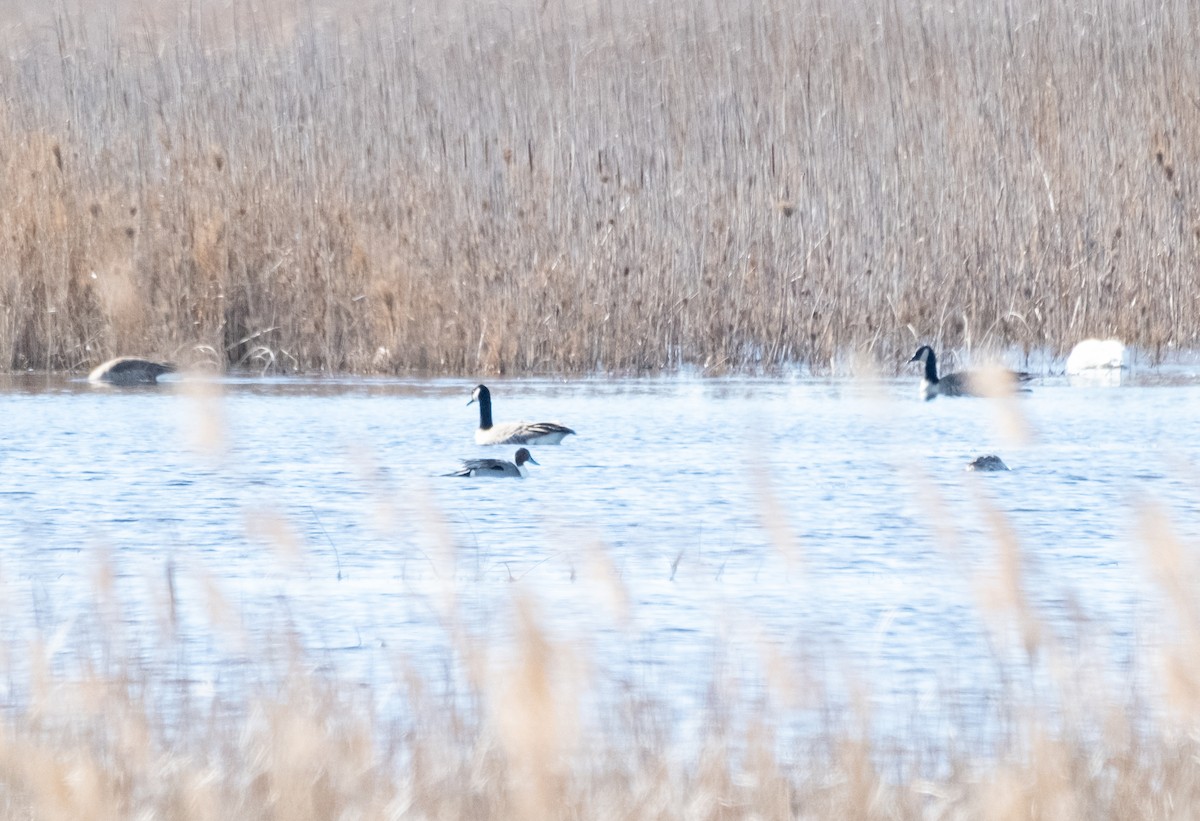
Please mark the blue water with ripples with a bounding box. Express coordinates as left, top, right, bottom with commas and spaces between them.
2, 369, 1199, 745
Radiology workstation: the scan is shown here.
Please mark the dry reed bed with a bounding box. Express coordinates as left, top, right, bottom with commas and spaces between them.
1, 0, 1199, 375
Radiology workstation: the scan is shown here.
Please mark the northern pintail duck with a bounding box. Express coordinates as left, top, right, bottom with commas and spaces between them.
469, 384, 575, 445
966, 455, 1010, 472
908, 346, 1032, 401
88, 357, 176, 386
446, 447, 539, 478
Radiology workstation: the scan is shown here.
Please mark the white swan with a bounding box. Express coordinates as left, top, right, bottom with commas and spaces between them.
1066, 339, 1126, 373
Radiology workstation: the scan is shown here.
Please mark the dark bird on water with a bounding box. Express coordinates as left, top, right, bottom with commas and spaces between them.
88, 357, 176, 386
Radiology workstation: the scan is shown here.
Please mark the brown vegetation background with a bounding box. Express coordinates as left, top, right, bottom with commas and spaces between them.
1, 0, 1198, 375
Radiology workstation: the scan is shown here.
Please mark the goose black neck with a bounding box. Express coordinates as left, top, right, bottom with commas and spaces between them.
921, 348, 939, 383
476, 387, 493, 430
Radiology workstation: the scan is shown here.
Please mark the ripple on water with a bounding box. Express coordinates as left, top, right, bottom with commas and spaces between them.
0, 375, 1195, 745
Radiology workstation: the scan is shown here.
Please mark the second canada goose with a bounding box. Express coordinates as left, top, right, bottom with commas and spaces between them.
445, 448, 539, 478
469, 384, 575, 445
907, 346, 1032, 401
87, 357, 176, 386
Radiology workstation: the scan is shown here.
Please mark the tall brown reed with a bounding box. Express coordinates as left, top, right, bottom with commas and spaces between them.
1, 0, 1198, 375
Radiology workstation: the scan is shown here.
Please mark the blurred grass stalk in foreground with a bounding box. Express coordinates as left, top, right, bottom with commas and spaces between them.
0, 496, 1197, 817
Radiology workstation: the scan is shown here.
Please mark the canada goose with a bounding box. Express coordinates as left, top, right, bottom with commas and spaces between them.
469, 384, 575, 445
907, 346, 1032, 401
88, 357, 176, 386
966, 455, 1010, 472
445, 448, 539, 478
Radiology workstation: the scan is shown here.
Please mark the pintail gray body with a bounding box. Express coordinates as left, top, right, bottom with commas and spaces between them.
469, 384, 575, 445
446, 447, 539, 478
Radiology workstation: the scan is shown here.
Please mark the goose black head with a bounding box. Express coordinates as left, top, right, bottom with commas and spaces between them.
908, 345, 935, 364
468, 384, 491, 406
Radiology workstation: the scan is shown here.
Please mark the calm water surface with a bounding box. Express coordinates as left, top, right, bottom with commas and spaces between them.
2, 370, 1199, 744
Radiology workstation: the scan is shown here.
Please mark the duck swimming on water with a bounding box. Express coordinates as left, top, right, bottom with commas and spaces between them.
469, 384, 575, 445
966, 455, 1010, 472
445, 448, 539, 478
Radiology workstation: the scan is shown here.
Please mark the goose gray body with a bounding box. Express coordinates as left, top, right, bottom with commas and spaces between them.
446, 448, 538, 478
908, 346, 1032, 400
469, 384, 575, 445
88, 357, 176, 386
